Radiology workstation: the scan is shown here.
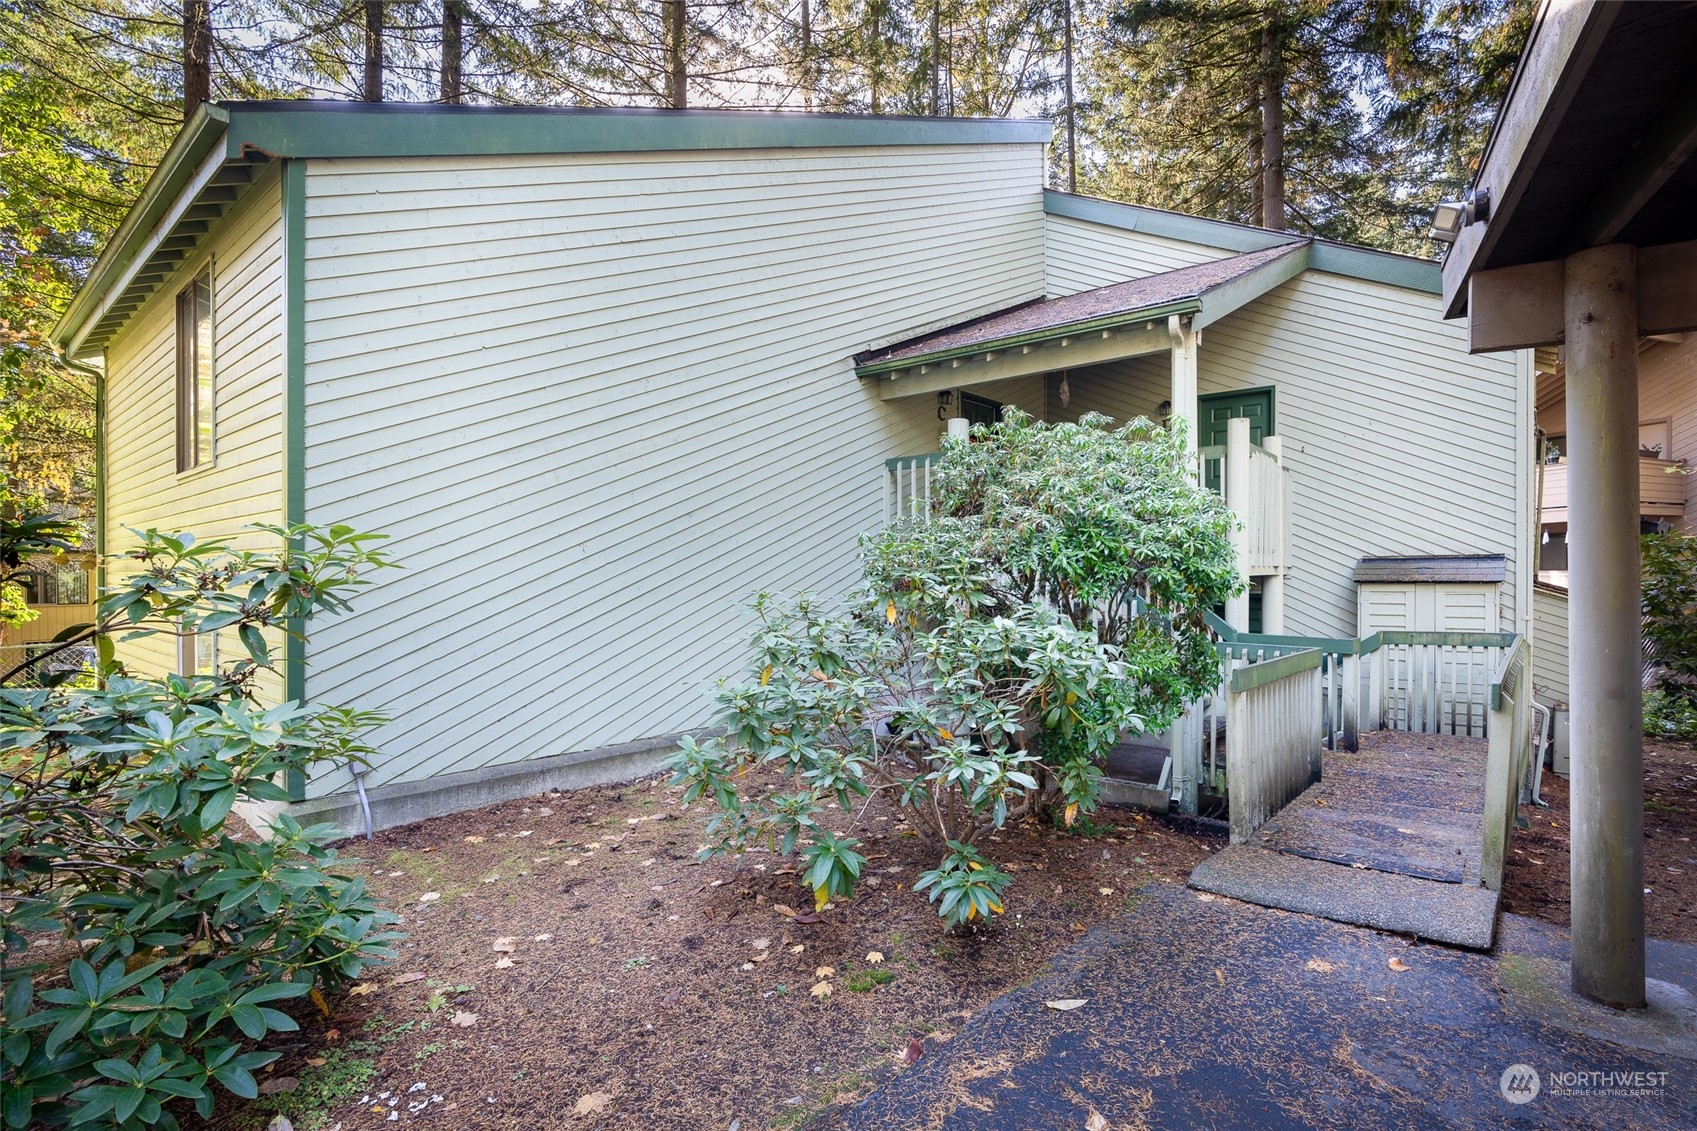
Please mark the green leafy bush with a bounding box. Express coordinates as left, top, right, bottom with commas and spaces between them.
1, 520, 400, 1129
672, 412, 1237, 928
1644, 532, 1697, 740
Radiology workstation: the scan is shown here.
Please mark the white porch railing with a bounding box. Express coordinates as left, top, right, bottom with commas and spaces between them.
1223, 648, 1323, 843
884, 452, 941, 523
1198, 429, 1290, 578
1480, 637, 1534, 890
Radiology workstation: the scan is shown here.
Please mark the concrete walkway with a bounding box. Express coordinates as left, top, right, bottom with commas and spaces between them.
1191, 731, 1500, 949
824, 885, 1697, 1131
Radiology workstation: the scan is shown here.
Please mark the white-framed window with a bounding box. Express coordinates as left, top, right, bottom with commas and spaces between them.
175, 266, 214, 471
178, 631, 219, 676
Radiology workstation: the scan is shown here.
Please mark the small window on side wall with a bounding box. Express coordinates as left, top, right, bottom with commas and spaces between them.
175, 268, 214, 471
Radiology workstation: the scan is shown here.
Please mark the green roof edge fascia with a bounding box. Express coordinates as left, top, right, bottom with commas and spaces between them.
281, 158, 307, 803
53, 104, 232, 354
222, 103, 1053, 161
1043, 191, 1443, 295
855, 298, 1199, 377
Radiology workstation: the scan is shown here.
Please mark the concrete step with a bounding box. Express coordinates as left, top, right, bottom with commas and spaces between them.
1190, 843, 1500, 950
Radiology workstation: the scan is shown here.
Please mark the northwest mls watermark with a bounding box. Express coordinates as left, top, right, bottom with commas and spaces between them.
1500, 1062, 1673, 1103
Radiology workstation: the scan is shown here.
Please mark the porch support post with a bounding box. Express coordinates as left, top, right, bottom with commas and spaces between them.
1168, 315, 1198, 461
1260, 435, 1287, 634
1565, 243, 1646, 1009
1224, 416, 1252, 632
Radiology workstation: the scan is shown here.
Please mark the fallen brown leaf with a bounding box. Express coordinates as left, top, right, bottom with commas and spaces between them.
810, 982, 833, 999
492, 937, 516, 953
1044, 998, 1088, 1011
1388, 957, 1412, 972
899, 1036, 924, 1066
390, 972, 426, 986
1085, 1108, 1111, 1131
346, 983, 378, 997
450, 1010, 479, 1027
773, 904, 799, 919
1304, 959, 1336, 974
815, 965, 835, 978
495, 956, 515, 969
866, 951, 885, 964
1215, 967, 1225, 986
573, 1092, 614, 1115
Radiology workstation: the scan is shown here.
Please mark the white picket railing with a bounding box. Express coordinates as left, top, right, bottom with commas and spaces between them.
1480, 638, 1534, 891
1223, 648, 1323, 843
884, 452, 941, 523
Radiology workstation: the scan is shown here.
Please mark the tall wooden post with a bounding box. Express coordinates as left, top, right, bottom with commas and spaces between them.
1168, 315, 1198, 464
1261, 435, 1286, 633
1565, 243, 1646, 1009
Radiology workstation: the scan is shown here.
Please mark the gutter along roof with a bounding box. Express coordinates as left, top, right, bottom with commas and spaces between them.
54, 101, 1054, 359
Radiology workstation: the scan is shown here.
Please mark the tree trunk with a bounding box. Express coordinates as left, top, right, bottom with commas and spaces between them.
1258, 20, 1285, 230
363, 1, 384, 102
868, 2, 882, 114
666, 0, 687, 108
441, 1, 463, 104
800, 0, 812, 110
183, 0, 212, 119
929, 2, 941, 116
1063, 0, 1076, 192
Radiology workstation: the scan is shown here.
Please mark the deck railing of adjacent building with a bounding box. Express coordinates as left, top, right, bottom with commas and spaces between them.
1541, 454, 1687, 524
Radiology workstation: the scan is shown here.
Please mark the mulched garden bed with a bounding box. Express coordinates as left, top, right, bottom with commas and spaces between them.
1500, 737, 1697, 945
191, 775, 1222, 1131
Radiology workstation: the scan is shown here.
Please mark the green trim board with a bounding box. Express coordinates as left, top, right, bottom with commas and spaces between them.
220, 101, 1053, 160
1043, 191, 1443, 295
281, 158, 308, 802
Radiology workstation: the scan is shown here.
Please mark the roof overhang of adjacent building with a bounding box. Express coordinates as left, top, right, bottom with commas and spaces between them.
856, 241, 1311, 399
54, 101, 1054, 360
1440, 0, 1697, 329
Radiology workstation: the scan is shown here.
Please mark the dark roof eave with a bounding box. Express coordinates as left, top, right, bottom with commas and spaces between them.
854, 297, 1201, 377
53, 104, 232, 356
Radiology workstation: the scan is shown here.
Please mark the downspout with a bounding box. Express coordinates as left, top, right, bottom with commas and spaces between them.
60, 354, 107, 622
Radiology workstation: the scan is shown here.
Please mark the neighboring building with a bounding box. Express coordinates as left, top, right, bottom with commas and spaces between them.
1528, 334, 1695, 715
1535, 335, 1695, 587
52, 101, 1532, 832
2, 551, 98, 649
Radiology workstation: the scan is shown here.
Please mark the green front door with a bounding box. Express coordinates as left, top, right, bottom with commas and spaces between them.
1198, 387, 1274, 447
1199, 388, 1274, 492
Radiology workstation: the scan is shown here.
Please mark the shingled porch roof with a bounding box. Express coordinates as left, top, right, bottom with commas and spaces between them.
856, 241, 1311, 399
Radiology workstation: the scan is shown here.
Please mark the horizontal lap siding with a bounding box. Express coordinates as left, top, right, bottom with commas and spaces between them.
1199, 275, 1522, 638
301, 146, 1045, 795
1044, 215, 1224, 296
102, 177, 286, 699
1532, 585, 1570, 706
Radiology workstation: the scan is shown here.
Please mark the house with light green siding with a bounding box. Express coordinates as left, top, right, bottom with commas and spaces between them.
53, 101, 1534, 833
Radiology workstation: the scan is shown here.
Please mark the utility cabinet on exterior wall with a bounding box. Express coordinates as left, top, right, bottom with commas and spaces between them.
1353, 556, 1508, 636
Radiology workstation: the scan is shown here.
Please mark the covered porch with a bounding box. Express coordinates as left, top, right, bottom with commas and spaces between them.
859, 242, 1309, 635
